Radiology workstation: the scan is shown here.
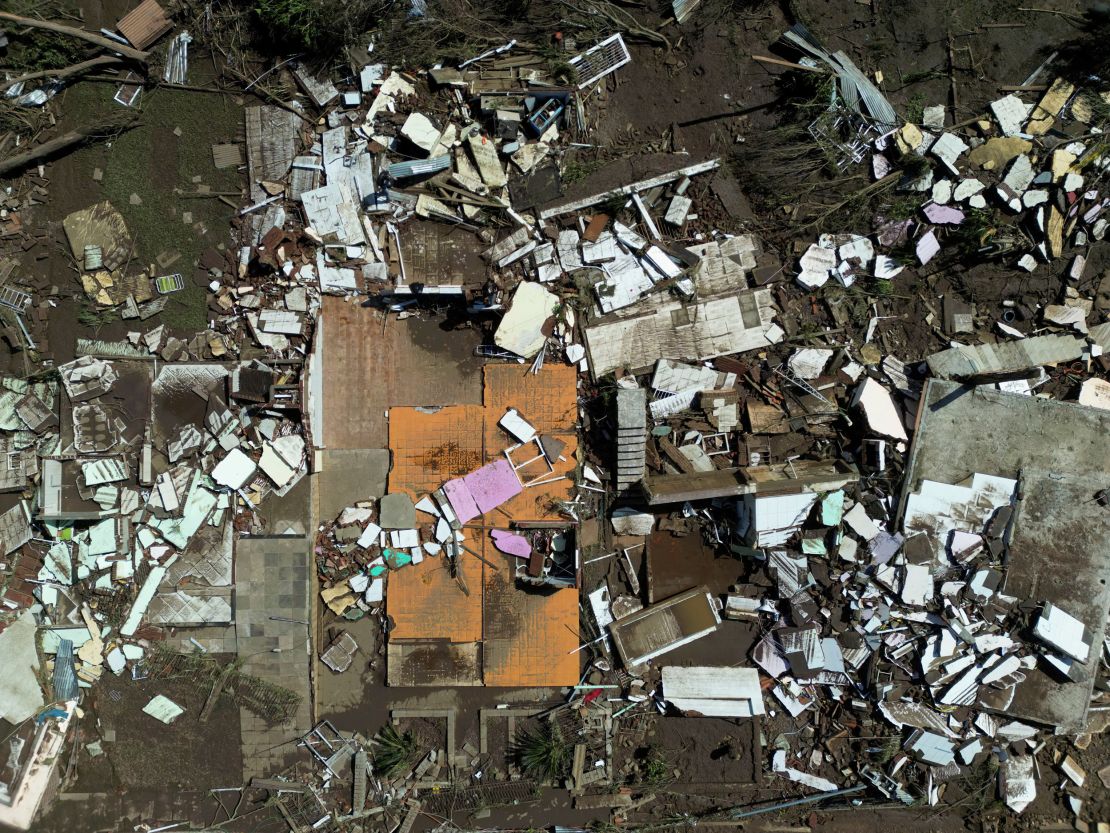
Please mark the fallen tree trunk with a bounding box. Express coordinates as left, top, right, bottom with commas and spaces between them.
0, 54, 126, 91
0, 11, 149, 63
0, 120, 136, 177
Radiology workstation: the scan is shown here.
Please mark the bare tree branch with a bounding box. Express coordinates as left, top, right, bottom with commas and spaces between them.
0, 11, 150, 63
0, 118, 138, 177
0, 54, 126, 91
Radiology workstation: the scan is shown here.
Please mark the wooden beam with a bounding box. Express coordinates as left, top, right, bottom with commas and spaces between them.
0, 12, 149, 63
751, 54, 829, 74
657, 436, 699, 475
0, 130, 90, 177
0, 54, 125, 91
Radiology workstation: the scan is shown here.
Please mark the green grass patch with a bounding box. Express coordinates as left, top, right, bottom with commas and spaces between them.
4, 1, 84, 71
561, 157, 604, 185
62, 82, 243, 334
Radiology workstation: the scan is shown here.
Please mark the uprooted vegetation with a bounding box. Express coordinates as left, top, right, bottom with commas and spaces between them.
513, 719, 572, 783
1, 0, 85, 71
728, 71, 919, 238
371, 724, 418, 776
179, 0, 620, 67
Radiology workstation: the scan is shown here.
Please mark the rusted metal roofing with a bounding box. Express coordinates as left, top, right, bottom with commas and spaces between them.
116, 0, 172, 51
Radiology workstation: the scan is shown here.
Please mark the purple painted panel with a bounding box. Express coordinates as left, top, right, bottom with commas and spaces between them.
491, 529, 532, 558
922, 203, 965, 225
443, 478, 480, 524
464, 459, 523, 514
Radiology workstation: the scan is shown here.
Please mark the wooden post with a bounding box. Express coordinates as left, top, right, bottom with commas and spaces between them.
199, 660, 238, 722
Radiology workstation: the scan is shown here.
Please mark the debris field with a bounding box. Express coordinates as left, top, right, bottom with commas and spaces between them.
1, 1, 1110, 832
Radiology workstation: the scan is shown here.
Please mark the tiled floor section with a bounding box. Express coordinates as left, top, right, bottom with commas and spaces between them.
483, 364, 578, 522
483, 363, 579, 435
482, 551, 579, 687
385, 541, 484, 642
235, 535, 313, 781
388, 404, 485, 499
493, 434, 579, 523
319, 297, 484, 449
386, 364, 580, 686
166, 625, 238, 654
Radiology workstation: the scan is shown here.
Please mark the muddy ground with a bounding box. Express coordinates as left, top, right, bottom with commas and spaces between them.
18, 0, 248, 369
31, 672, 245, 833
602, 0, 1106, 369
6, 0, 1109, 829
40, 72, 244, 351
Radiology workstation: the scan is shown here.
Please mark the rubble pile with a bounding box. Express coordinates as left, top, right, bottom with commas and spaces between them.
316, 406, 575, 620
746, 477, 1082, 811
3, 2, 1110, 830
787, 49, 1110, 343
795, 83, 1109, 283
16, 356, 308, 684
564, 341, 1110, 825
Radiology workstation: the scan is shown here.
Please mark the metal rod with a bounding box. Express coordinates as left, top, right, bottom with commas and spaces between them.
729, 784, 867, 819
567, 632, 609, 655
11, 313, 36, 350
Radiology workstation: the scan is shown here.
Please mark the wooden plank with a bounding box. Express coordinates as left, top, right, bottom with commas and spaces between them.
211, 143, 243, 169
115, 0, 172, 50
396, 800, 422, 833
658, 436, 698, 475
751, 54, 829, 74
571, 742, 586, 790
274, 797, 304, 833
575, 792, 634, 809
250, 777, 308, 793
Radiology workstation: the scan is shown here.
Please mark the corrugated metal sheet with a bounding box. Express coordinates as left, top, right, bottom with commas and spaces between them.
52, 639, 78, 701
783, 24, 897, 129
584, 289, 781, 379
81, 458, 128, 486
672, 0, 703, 24
926, 332, 1087, 379
116, 0, 172, 50
75, 338, 151, 359
211, 143, 243, 170
289, 155, 321, 199
386, 154, 451, 180
0, 502, 32, 555
662, 665, 765, 716
15, 392, 54, 432
245, 106, 299, 202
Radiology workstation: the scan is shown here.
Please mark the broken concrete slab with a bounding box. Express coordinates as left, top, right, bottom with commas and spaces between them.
850, 377, 908, 441
379, 493, 417, 530
494, 282, 558, 358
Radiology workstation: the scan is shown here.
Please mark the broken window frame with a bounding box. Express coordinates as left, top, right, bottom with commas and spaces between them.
807, 102, 881, 172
